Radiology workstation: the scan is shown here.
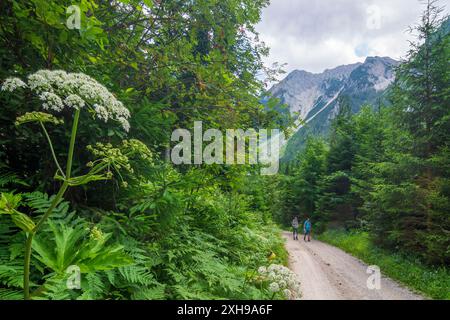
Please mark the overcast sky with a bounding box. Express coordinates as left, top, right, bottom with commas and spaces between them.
256, 0, 448, 75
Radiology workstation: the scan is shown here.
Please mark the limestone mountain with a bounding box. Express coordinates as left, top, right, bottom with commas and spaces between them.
269, 56, 400, 161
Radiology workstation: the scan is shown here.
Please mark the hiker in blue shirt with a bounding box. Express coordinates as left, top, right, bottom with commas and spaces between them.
303, 217, 312, 242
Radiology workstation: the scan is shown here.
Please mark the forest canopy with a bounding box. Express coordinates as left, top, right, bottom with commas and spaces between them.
0, 0, 448, 301
0, 0, 292, 300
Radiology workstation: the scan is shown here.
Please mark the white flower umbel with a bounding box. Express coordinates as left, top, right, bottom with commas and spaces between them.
118, 117, 130, 132
94, 104, 109, 122
1, 77, 27, 92
64, 94, 85, 110
269, 282, 280, 293
257, 264, 302, 299
3, 70, 130, 132
258, 266, 267, 274
40, 92, 64, 112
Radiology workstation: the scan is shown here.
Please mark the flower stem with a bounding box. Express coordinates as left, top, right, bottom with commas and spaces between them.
23, 234, 33, 300
65, 109, 80, 179
23, 109, 80, 300
39, 122, 65, 178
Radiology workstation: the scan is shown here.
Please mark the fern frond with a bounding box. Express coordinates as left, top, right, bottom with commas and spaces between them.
131, 285, 166, 300
0, 170, 28, 191
37, 276, 72, 300
23, 192, 76, 223
0, 264, 23, 288
0, 288, 22, 300
78, 272, 105, 300
105, 270, 116, 286
118, 265, 154, 286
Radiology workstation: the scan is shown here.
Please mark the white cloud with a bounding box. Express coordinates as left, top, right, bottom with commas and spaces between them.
255, 0, 447, 75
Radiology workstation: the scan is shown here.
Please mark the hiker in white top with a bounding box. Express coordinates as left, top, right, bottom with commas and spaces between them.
292, 216, 299, 240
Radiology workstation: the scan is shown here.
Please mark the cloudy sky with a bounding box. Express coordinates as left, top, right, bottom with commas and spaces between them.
256, 0, 448, 75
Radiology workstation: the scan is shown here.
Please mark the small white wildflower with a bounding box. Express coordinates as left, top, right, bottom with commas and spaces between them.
268, 282, 280, 293
64, 94, 85, 110
288, 278, 297, 287
1, 77, 27, 92
39, 92, 64, 112
60, 78, 79, 94
258, 266, 267, 275
117, 117, 130, 132
28, 73, 52, 93
283, 289, 291, 299
111, 100, 130, 118
94, 104, 109, 122
267, 272, 276, 280
280, 268, 290, 276
79, 84, 98, 100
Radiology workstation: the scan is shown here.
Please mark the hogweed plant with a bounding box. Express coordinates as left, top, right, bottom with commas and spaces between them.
0, 70, 147, 299
257, 264, 301, 300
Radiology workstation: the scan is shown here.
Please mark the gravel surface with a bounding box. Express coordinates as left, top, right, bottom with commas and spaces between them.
283, 232, 424, 300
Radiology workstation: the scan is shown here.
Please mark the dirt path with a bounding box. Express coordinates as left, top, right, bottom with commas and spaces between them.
283, 232, 423, 300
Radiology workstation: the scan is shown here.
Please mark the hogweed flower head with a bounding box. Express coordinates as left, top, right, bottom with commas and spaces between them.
258, 266, 267, 275
122, 139, 153, 161
90, 226, 104, 241
257, 264, 301, 299
40, 92, 64, 112
2, 70, 130, 132
1, 77, 27, 92
15, 112, 63, 126
269, 282, 280, 293
64, 94, 85, 110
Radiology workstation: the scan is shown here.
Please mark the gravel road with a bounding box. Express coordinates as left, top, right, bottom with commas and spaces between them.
283, 232, 424, 300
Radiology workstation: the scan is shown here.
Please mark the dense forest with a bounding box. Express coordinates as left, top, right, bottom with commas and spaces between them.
276, 2, 449, 298
0, 0, 448, 301
0, 0, 297, 300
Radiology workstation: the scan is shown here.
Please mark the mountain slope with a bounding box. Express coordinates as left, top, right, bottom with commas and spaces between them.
270, 56, 399, 161
269, 63, 361, 121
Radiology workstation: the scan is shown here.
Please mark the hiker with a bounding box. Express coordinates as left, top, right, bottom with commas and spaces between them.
303, 217, 312, 242
292, 216, 299, 240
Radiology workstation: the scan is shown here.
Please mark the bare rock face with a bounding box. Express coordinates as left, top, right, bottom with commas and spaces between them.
269, 56, 399, 161
269, 63, 361, 120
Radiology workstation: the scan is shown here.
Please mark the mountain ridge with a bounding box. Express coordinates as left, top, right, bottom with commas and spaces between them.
269, 56, 400, 161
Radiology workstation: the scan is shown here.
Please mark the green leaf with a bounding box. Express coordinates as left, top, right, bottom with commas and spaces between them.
11, 210, 35, 232
0, 192, 22, 214
33, 221, 132, 274
130, 62, 138, 70
58, 173, 110, 186
0, 192, 35, 232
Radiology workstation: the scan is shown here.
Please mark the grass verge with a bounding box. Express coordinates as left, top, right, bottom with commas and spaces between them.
317, 229, 449, 300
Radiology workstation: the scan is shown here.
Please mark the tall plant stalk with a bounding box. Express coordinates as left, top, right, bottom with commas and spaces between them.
23, 109, 80, 300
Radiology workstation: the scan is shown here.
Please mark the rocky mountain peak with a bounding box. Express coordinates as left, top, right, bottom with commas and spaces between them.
270, 56, 399, 161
